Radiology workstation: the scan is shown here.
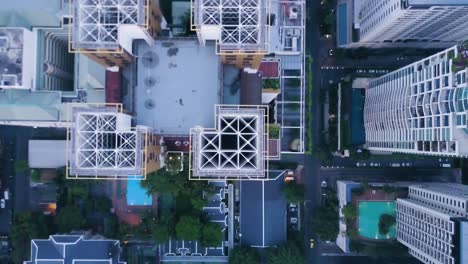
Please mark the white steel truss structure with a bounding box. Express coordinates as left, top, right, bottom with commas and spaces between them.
190, 105, 268, 180
192, 0, 269, 52
68, 105, 147, 179
71, 0, 145, 50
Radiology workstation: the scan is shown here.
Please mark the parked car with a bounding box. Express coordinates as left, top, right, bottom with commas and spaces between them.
310, 239, 315, 249
290, 217, 298, 224
321, 181, 327, 188
440, 163, 451, 168
356, 162, 367, 167
390, 163, 401, 167
3, 190, 9, 200
0, 199, 5, 209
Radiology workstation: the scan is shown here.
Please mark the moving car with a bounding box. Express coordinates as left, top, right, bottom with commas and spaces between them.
0, 199, 5, 209
310, 239, 314, 249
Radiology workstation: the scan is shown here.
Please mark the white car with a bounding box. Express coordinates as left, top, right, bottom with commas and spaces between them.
0, 199, 5, 209
321, 181, 327, 188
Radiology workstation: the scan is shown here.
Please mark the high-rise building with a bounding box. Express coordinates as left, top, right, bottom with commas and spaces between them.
67, 104, 164, 179
396, 183, 468, 264
364, 43, 468, 156
70, 0, 163, 68
192, 0, 269, 69
353, 0, 468, 48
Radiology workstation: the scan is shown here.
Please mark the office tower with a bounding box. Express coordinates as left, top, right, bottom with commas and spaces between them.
396, 183, 468, 264
364, 44, 468, 156
357, 0, 468, 47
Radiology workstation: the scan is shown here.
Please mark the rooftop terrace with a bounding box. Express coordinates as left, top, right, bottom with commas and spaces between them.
0, 28, 35, 88
190, 105, 267, 180
71, 0, 146, 50
68, 105, 147, 179
134, 39, 221, 134
192, 0, 269, 52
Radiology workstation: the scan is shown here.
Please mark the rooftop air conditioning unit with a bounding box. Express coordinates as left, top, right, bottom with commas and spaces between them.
0, 36, 9, 52
289, 5, 298, 20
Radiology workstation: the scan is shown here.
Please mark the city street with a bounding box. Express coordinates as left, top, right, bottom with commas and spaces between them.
0, 126, 33, 236
301, 1, 442, 263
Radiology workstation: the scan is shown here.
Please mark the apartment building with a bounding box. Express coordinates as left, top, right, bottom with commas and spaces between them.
70, 0, 163, 67
396, 183, 468, 264
354, 0, 468, 47
192, 0, 269, 69
364, 44, 468, 156
67, 104, 164, 179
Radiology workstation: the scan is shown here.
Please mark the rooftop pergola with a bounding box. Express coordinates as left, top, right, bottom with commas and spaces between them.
67, 105, 147, 179
71, 0, 145, 50
192, 0, 269, 52
190, 105, 268, 180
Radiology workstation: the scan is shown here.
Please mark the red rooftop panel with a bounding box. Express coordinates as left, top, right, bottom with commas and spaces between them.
258, 61, 279, 78
165, 136, 190, 152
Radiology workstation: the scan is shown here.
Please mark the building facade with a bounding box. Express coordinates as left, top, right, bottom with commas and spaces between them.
355, 0, 468, 48
364, 44, 468, 156
396, 183, 468, 264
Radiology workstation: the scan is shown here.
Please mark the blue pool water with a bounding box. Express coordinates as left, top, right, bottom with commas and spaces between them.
126, 180, 152, 206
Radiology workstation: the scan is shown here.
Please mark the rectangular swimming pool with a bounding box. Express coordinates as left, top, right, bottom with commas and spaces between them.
358, 201, 396, 240
126, 180, 152, 206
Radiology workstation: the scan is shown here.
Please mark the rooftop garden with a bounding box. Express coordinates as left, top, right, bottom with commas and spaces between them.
268, 123, 280, 139
166, 152, 184, 172
263, 78, 280, 90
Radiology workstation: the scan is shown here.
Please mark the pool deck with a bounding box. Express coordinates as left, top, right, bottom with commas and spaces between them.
106, 180, 158, 226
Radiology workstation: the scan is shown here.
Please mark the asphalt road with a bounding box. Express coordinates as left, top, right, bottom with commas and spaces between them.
0, 126, 33, 236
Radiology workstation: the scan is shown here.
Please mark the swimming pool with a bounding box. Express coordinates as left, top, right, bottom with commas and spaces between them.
126, 180, 152, 206
358, 201, 396, 240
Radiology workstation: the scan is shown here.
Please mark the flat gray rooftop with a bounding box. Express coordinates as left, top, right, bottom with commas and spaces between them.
135, 39, 221, 134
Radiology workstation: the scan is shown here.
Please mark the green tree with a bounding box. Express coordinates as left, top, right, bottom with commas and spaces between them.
190, 196, 208, 211
341, 204, 357, 222
56, 206, 85, 233
201, 223, 222, 247
31, 169, 41, 182
346, 227, 358, 239
152, 224, 171, 243
378, 214, 396, 235
11, 211, 51, 263
95, 197, 113, 213
176, 215, 202, 241
229, 247, 260, 264
282, 182, 304, 203
310, 192, 339, 241
14, 160, 29, 172
141, 167, 185, 196
266, 242, 305, 264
